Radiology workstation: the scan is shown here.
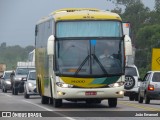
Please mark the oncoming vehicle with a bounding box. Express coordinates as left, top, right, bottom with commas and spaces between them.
23, 70, 39, 99
11, 62, 35, 95
138, 71, 160, 104
1, 70, 12, 93
124, 65, 140, 101
35, 8, 132, 107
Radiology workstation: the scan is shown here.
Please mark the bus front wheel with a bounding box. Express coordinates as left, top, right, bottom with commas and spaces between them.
53, 98, 62, 107
108, 98, 117, 108
41, 96, 49, 104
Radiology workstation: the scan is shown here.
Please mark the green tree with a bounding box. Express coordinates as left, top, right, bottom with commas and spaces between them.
109, 0, 150, 44
0, 42, 6, 49
148, 0, 160, 24
121, 1, 150, 43
112, 0, 141, 7
135, 24, 160, 74
0, 45, 34, 70
155, 0, 160, 12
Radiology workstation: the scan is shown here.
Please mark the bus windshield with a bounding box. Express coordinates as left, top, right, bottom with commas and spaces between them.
56, 38, 124, 77
56, 21, 122, 38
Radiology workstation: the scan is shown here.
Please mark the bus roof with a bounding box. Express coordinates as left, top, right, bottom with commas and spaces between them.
37, 8, 122, 24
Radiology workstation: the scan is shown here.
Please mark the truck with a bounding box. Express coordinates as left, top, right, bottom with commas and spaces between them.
123, 22, 135, 65
0, 64, 6, 88
123, 22, 141, 101
11, 62, 35, 95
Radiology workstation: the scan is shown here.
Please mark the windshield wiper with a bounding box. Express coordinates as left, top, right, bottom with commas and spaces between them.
74, 55, 90, 76
91, 54, 108, 75
74, 54, 108, 76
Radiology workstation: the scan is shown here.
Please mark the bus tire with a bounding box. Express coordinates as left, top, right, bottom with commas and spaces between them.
41, 96, 49, 104
53, 98, 62, 107
108, 98, 117, 108
50, 98, 53, 104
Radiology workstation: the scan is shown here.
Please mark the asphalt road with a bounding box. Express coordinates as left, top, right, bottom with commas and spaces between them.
0, 90, 160, 120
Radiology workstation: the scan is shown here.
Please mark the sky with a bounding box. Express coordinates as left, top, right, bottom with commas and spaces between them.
0, 0, 155, 47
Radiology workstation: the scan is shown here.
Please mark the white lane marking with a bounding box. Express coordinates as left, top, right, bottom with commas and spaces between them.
23, 100, 76, 120
4, 94, 12, 97
0, 92, 75, 120
23, 100, 53, 111
0, 93, 12, 97
65, 117, 76, 120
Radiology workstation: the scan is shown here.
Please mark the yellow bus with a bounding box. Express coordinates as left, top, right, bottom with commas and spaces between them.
35, 8, 132, 107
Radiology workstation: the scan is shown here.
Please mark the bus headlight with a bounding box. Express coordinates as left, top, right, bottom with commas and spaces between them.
109, 82, 124, 88
56, 82, 73, 88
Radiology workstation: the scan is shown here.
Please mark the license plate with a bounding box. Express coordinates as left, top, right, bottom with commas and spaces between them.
85, 91, 97, 95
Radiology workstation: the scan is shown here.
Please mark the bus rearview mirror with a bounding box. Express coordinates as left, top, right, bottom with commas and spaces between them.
47, 35, 55, 55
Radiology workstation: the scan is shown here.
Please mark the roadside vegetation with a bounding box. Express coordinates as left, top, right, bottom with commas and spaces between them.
0, 42, 34, 70
109, 0, 160, 77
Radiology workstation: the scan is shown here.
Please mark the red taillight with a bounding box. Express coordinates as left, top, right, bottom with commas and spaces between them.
148, 84, 154, 91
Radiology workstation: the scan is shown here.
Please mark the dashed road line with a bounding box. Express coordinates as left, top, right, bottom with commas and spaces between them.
23, 100, 76, 120
0, 92, 12, 97
4, 93, 12, 97
2, 92, 160, 118
23, 100, 53, 111
2, 92, 76, 120
119, 101, 160, 111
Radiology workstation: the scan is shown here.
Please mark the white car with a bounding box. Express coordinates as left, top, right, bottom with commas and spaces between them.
1, 70, 12, 92
124, 65, 141, 101
138, 71, 160, 104
23, 70, 39, 98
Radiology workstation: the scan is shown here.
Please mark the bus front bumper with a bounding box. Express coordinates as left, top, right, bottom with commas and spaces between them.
55, 86, 124, 99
